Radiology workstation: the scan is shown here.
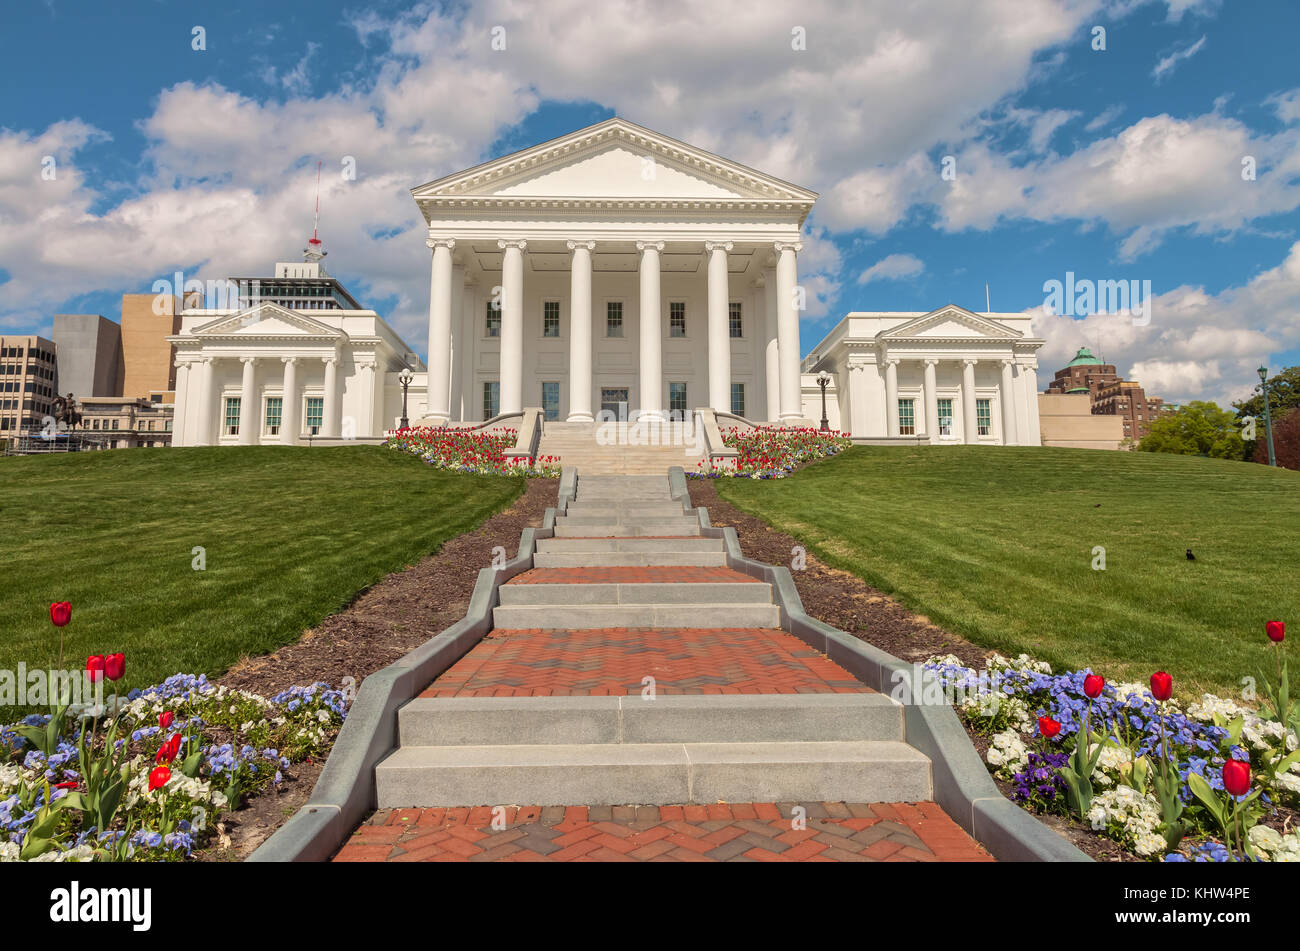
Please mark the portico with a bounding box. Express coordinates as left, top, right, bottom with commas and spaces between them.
410, 117, 817, 425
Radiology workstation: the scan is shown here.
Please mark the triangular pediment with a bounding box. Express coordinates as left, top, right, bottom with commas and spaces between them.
412, 117, 817, 205
878, 306, 1022, 341
192, 302, 346, 339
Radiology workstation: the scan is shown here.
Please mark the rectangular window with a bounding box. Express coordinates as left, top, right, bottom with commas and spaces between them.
669, 302, 686, 338
977, 398, 992, 436
482, 381, 500, 420
265, 396, 282, 435
543, 301, 560, 338
541, 381, 560, 421
729, 301, 743, 338
305, 397, 324, 435
937, 398, 953, 436
485, 301, 501, 338
224, 397, 241, 436
668, 382, 687, 418
606, 301, 623, 338
730, 382, 745, 417
898, 398, 916, 435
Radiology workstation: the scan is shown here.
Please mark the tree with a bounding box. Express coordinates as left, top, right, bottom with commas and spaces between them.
1233, 365, 1300, 421
1252, 408, 1300, 470
1138, 401, 1246, 460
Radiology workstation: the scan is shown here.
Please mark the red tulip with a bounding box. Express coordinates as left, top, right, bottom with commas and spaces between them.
1222, 759, 1251, 798
1150, 671, 1173, 702
49, 602, 72, 627
148, 766, 171, 792
1083, 673, 1105, 698
104, 653, 125, 682
1266, 620, 1285, 643
1037, 715, 1061, 739
156, 734, 181, 765
85, 655, 105, 684
159, 711, 174, 730
53, 781, 78, 790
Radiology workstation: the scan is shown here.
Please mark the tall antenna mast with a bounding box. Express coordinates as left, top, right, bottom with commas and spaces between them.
985, 283, 990, 313
304, 161, 326, 264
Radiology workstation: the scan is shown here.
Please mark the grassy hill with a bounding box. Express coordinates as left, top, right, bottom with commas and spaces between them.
0, 446, 522, 695
716, 446, 1300, 698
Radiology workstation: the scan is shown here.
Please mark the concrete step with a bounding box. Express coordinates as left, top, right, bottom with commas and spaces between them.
537, 537, 724, 553
533, 551, 728, 567
491, 603, 781, 628
498, 581, 771, 606
375, 739, 932, 807
396, 695, 903, 746
553, 521, 699, 538
559, 514, 699, 529
564, 502, 686, 518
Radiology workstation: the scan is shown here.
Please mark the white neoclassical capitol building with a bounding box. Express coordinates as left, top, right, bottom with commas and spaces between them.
168, 117, 1043, 446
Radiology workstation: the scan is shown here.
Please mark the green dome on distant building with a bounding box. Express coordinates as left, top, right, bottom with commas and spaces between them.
1066, 386, 1091, 394
1065, 347, 1103, 367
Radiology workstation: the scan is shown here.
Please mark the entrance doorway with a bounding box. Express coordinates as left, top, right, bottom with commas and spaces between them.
599, 387, 629, 421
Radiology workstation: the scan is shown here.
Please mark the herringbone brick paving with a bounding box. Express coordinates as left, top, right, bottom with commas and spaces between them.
509, 566, 760, 584
333, 801, 993, 862
419, 626, 871, 697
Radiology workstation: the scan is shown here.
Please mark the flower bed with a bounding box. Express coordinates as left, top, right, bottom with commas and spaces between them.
689, 426, 852, 479
1, 673, 347, 862
925, 623, 1299, 861
386, 426, 561, 477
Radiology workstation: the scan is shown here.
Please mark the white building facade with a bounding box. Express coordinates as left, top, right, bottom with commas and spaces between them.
168, 260, 420, 447
413, 117, 816, 426
802, 307, 1044, 445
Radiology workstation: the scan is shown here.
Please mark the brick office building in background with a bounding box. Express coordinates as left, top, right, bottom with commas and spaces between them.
1045, 347, 1168, 444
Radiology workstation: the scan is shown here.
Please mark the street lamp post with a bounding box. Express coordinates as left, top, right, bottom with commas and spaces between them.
398, 367, 414, 431
817, 372, 830, 432
1258, 365, 1276, 467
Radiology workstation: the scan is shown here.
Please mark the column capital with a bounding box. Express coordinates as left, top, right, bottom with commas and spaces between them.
497, 238, 528, 251
704, 240, 734, 253
635, 240, 665, 253
884, 357, 901, 367
1000, 357, 1016, 367
566, 239, 596, 252
322, 355, 339, 367
774, 240, 803, 254
426, 237, 457, 252
240, 356, 258, 366
281, 356, 298, 366
923, 358, 940, 367
962, 357, 980, 367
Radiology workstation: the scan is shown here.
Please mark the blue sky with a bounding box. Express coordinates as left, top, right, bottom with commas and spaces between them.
2, 0, 1297, 406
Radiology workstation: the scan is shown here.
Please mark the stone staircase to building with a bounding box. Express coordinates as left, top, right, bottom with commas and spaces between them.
536, 421, 705, 475
373, 472, 933, 808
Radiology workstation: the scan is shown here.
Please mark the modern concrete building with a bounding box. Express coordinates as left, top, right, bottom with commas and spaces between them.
0, 335, 59, 441
51, 314, 124, 397
121, 293, 181, 402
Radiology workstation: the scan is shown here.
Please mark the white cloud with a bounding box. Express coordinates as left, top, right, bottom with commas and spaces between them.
857, 253, 925, 286
1030, 241, 1300, 407
1152, 34, 1207, 82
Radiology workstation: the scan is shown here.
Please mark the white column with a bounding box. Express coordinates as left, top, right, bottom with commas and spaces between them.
923, 359, 940, 444
884, 358, 900, 437
357, 363, 375, 437
195, 358, 215, 446
498, 239, 526, 415
1023, 362, 1042, 446
425, 238, 455, 423
280, 357, 298, 445
763, 268, 779, 422
372, 360, 386, 436
567, 240, 595, 421
848, 364, 868, 437
705, 241, 733, 413
449, 260, 465, 418
172, 361, 190, 447
775, 241, 803, 422
323, 354, 340, 438
962, 358, 978, 444
1000, 358, 1018, 446
636, 240, 664, 416
238, 357, 257, 445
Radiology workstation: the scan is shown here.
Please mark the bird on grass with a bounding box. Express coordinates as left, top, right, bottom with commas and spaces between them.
1186, 549, 1196, 561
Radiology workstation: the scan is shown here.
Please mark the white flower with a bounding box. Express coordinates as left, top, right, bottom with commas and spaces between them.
0, 841, 19, 862
1087, 786, 1166, 857
1249, 824, 1284, 855
985, 729, 1030, 779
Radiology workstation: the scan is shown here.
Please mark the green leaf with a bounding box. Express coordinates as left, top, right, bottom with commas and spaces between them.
19, 834, 54, 861
1187, 772, 1225, 825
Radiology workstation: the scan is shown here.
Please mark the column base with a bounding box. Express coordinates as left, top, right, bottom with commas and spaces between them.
565, 412, 595, 423
778, 414, 814, 428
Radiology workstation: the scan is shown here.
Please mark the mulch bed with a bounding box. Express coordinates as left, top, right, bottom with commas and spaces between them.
688, 477, 1133, 862
197, 477, 557, 860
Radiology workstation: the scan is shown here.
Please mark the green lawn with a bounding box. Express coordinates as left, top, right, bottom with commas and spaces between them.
0, 447, 523, 694
716, 446, 1300, 698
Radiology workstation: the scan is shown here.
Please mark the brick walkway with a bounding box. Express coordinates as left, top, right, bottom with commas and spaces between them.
509, 566, 760, 584
419, 627, 871, 697
334, 802, 993, 862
